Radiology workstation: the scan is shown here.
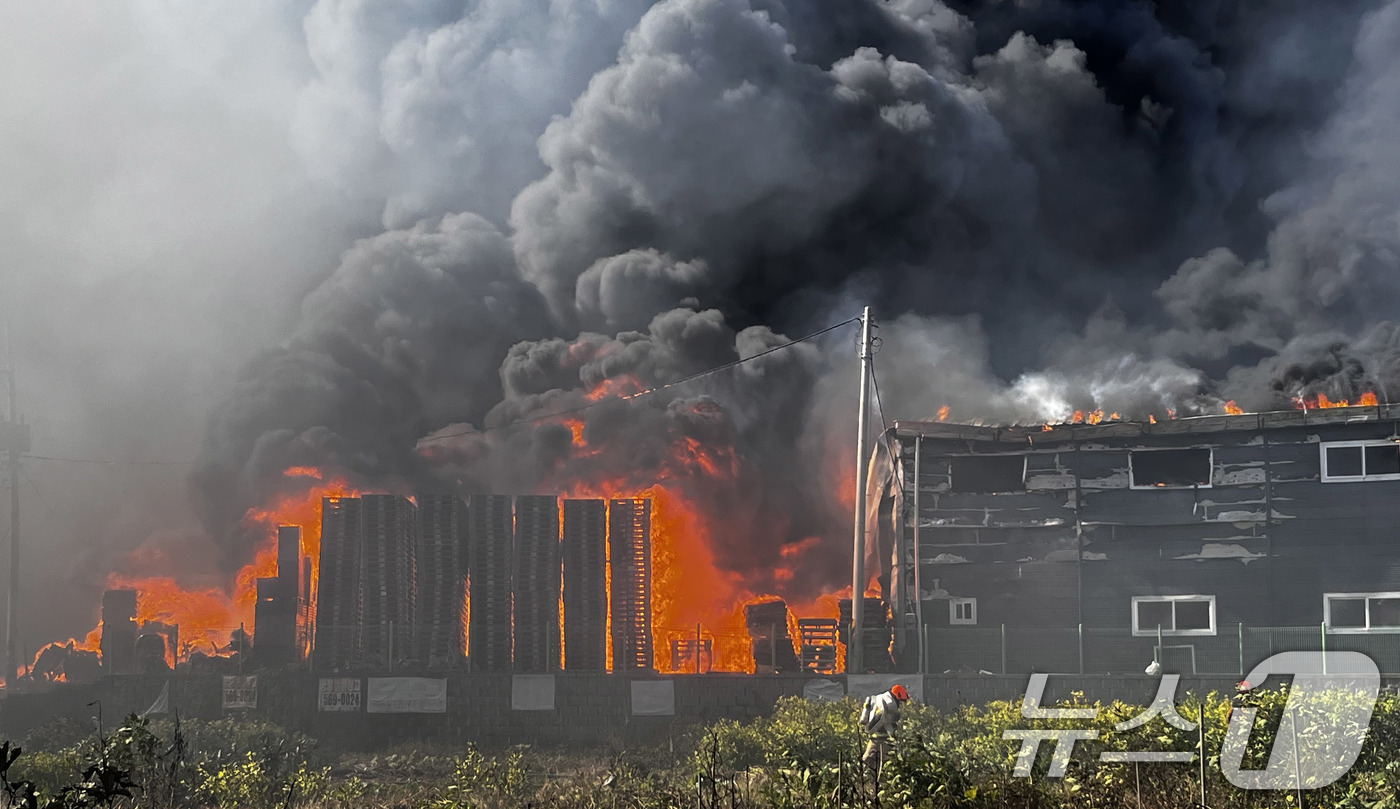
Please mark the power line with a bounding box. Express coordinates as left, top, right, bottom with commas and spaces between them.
418, 315, 861, 444
869, 356, 896, 466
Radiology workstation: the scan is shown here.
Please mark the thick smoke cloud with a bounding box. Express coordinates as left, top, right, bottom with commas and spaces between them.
11, 0, 1400, 640
191, 0, 1400, 594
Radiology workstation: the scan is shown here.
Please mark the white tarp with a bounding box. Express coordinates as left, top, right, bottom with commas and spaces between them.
319, 678, 362, 712
511, 675, 556, 711
847, 674, 923, 703
802, 679, 846, 702
367, 677, 447, 714
142, 681, 170, 717
222, 675, 257, 709
630, 680, 675, 716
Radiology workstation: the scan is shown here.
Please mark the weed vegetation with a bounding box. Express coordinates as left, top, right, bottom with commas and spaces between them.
4, 686, 1398, 807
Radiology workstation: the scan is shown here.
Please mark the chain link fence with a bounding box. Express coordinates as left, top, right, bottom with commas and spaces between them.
921, 623, 1400, 676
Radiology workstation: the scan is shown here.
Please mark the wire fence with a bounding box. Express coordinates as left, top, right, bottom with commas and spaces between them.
921, 623, 1400, 676
66, 621, 1374, 679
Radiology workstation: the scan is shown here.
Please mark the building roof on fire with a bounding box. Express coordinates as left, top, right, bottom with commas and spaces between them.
892, 402, 1400, 446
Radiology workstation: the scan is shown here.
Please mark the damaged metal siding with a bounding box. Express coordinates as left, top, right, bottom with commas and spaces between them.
883, 406, 1400, 674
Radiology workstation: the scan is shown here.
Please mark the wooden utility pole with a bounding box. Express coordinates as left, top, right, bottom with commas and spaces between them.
849, 306, 873, 674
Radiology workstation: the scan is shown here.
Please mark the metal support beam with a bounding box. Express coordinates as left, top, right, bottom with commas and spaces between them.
913, 436, 925, 674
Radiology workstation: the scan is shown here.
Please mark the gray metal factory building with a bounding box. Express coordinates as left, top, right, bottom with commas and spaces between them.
875, 404, 1400, 676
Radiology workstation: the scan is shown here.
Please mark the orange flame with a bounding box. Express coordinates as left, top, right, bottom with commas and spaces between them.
584, 374, 646, 402
37, 473, 356, 670
1224, 401, 1244, 415
936, 406, 950, 422
1295, 392, 1380, 409
550, 410, 846, 674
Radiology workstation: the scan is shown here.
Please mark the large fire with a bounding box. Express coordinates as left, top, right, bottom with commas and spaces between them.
554, 396, 838, 674
31, 473, 356, 674
33, 381, 849, 680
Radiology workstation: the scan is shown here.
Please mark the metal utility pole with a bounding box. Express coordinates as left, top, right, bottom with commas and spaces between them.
849, 306, 873, 674
1, 339, 29, 690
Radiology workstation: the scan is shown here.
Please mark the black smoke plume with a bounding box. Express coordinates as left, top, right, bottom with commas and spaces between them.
190, 0, 1400, 603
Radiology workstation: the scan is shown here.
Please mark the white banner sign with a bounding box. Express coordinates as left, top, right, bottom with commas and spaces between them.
630, 680, 675, 716
366, 677, 447, 714
511, 675, 556, 711
222, 675, 257, 710
318, 678, 362, 712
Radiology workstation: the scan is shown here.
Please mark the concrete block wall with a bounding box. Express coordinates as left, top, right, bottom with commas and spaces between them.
0, 672, 1251, 750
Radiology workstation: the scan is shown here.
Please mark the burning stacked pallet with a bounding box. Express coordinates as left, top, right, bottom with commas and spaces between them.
839, 597, 894, 673
609, 499, 654, 671
745, 599, 799, 673
562, 499, 608, 671
416, 495, 468, 668
513, 495, 560, 672
468, 494, 514, 672
797, 618, 840, 674
670, 637, 713, 673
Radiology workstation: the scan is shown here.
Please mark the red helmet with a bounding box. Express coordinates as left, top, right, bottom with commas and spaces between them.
890, 684, 909, 701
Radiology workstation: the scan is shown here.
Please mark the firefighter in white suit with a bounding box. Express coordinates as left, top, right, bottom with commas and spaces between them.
860, 683, 909, 773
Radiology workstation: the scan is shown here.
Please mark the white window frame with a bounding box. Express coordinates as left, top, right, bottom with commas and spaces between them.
949, 597, 977, 625
1131, 595, 1217, 637
949, 454, 1028, 493
1324, 592, 1400, 634
1320, 440, 1400, 482
1128, 448, 1214, 490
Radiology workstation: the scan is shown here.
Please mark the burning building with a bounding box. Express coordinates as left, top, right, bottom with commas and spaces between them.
879, 402, 1400, 676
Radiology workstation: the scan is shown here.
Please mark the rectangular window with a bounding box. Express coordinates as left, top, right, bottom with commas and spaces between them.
1131, 595, 1216, 636
949, 598, 977, 625
1129, 449, 1213, 489
1326, 592, 1400, 632
1322, 441, 1400, 481
949, 455, 1026, 493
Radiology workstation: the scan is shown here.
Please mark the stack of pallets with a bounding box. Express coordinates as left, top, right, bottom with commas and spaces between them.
562, 499, 608, 671
797, 618, 840, 674
313, 497, 363, 670
416, 495, 468, 668
609, 498, 654, 672
745, 599, 799, 673
468, 494, 514, 672
513, 495, 560, 672
839, 597, 894, 673
670, 637, 713, 673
